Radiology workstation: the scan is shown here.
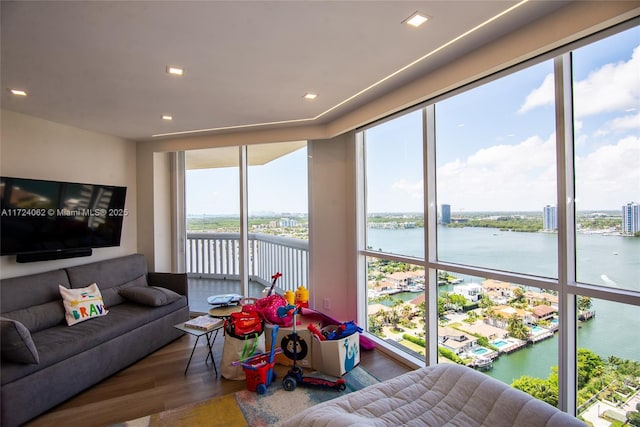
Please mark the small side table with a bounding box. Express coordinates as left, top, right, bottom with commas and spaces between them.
208, 304, 242, 318
174, 318, 224, 376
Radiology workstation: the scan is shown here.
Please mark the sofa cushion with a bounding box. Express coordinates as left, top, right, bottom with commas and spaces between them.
59, 284, 109, 326
119, 286, 181, 307
0, 269, 70, 313
101, 274, 148, 307
0, 317, 40, 364
2, 301, 65, 333
66, 254, 148, 291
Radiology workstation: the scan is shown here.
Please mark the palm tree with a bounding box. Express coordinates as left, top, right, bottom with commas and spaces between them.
507, 314, 529, 340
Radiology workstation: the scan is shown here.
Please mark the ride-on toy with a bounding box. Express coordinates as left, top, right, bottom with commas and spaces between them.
277, 305, 346, 392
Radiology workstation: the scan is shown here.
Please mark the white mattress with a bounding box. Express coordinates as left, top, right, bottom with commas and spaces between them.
281, 364, 586, 427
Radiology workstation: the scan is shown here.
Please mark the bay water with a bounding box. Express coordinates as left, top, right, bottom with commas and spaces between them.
368, 226, 639, 383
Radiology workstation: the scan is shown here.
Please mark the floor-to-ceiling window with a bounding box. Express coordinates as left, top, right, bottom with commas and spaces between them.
184, 142, 309, 310
362, 110, 426, 356
358, 22, 639, 421
571, 25, 640, 420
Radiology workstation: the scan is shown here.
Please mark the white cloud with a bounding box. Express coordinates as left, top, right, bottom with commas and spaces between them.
519, 45, 640, 117
575, 135, 640, 210
518, 73, 555, 114
574, 46, 640, 117
437, 134, 557, 211
606, 111, 640, 133
391, 179, 424, 202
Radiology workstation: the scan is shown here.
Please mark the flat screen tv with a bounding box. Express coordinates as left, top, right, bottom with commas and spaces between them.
1, 176, 127, 261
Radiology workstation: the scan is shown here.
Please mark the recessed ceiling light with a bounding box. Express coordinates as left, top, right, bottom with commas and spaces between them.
404, 12, 429, 28
166, 66, 184, 76
303, 93, 318, 100
162, 115, 173, 121
9, 89, 27, 96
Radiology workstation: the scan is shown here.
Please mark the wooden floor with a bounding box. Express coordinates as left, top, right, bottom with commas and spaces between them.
25, 331, 412, 426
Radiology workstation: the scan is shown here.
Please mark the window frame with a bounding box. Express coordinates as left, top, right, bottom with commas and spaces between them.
356, 18, 640, 416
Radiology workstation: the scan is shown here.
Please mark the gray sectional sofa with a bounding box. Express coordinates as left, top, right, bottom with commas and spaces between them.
0, 254, 190, 427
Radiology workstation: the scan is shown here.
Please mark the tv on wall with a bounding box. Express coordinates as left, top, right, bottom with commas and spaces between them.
0, 176, 127, 262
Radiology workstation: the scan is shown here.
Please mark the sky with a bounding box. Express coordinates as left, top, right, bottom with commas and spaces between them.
186, 147, 308, 216
187, 26, 639, 216
365, 26, 639, 213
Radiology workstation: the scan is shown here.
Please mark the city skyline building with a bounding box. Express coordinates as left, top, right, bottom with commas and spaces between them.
441, 204, 451, 224
543, 205, 557, 231
622, 202, 640, 235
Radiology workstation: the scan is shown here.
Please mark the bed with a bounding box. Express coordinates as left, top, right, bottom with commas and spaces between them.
281, 363, 586, 427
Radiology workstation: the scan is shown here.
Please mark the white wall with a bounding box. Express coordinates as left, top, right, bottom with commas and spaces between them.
0, 110, 137, 278
308, 132, 357, 320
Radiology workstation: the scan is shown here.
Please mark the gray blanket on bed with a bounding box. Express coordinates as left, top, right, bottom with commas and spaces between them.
281, 363, 586, 427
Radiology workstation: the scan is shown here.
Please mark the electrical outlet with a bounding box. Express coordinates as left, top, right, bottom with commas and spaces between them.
323, 298, 331, 309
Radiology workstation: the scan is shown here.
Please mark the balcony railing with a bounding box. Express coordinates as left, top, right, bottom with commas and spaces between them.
186, 232, 309, 292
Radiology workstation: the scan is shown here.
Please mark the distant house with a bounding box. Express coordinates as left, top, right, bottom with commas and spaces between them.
482, 279, 515, 301
487, 305, 534, 329
388, 270, 425, 288
532, 305, 557, 322
525, 291, 558, 308
438, 326, 477, 355
452, 283, 483, 303
460, 322, 509, 341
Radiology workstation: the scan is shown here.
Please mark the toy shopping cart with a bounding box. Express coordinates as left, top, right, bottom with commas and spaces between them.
233, 325, 281, 394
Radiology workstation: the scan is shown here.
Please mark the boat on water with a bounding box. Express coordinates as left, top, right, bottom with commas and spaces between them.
471, 357, 493, 371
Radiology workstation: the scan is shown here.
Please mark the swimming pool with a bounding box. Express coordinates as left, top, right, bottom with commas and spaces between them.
531, 325, 546, 334
473, 347, 489, 355
492, 340, 509, 348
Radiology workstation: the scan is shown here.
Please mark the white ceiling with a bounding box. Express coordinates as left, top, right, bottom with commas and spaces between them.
1, 1, 570, 142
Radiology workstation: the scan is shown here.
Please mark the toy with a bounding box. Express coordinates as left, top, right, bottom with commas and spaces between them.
321, 321, 363, 340
232, 325, 281, 394
208, 294, 242, 306
278, 305, 346, 392
299, 307, 376, 351
307, 323, 326, 341
242, 273, 292, 326
294, 286, 309, 307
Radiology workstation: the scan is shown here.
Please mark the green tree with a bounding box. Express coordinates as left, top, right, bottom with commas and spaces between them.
389, 300, 404, 332
506, 314, 529, 340
479, 294, 495, 318
512, 376, 558, 407
577, 348, 604, 389
512, 286, 526, 303
577, 296, 593, 312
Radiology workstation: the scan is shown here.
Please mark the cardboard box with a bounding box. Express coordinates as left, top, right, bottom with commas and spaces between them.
265, 323, 313, 368
312, 332, 360, 377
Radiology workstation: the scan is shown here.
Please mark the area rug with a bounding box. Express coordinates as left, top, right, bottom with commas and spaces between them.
111, 366, 378, 427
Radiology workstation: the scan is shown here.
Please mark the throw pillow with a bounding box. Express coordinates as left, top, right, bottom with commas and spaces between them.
119, 286, 181, 307
0, 317, 40, 364
59, 283, 109, 326
100, 274, 149, 308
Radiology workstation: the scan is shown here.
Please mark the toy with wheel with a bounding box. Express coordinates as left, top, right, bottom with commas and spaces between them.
277, 305, 346, 392
232, 325, 281, 394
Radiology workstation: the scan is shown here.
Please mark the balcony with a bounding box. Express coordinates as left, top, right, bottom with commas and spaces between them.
186, 232, 309, 312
